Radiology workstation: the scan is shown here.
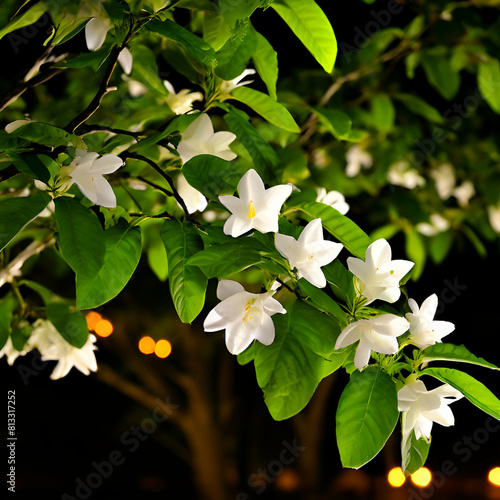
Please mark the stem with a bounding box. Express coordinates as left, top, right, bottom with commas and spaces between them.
121, 152, 190, 220
75, 124, 141, 139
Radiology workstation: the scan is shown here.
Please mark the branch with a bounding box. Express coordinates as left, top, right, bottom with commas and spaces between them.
75, 124, 141, 139
121, 152, 190, 220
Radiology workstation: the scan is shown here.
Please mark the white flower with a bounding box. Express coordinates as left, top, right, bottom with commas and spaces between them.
219, 169, 292, 237
453, 180, 475, 207
335, 314, 410, 371
405, 294, 455, 350
118, 47, 133, 75
430, 163, 456, 200
275, 218, 343, 288
398, 379, 463, 441
220, 69, 256, 94
416, 213, 450, 237
347, 238, 414, 304
5, 119, 34, 133
0, 337, 27, 366
203, 280, 286, 355
124, 77, 148, 97
29, 319, 98, 380
345, 145, 373, 177
85, 17, 109, 51
176, 173, 207, 214
164, 80, 203, 115
176, 114, 237, 164
488, 204, 500, 233
59, 149, 123, 208
316, 187, 349, 215
387, 161, 426, 189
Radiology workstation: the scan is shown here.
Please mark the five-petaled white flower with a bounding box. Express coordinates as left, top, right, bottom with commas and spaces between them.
405, 294, 455, 350
387, 161, 426, 189
176, 114, 237, 164
59, 149, 123, 208
0, 337, 27, 366
275, 218, 343, 288
398, 378, 463, 441
335, 314, 410, 371
347, 238, 414, 305
219, 169, 292, 238
219, 69, 256, 95
203, 280, 286, 355
176, 173, 207, 214
345, 145, 373, 177
164, 80, 203, 115
29, 319, 98, 380
416, 213, 450, 237
316, 187, 350, 215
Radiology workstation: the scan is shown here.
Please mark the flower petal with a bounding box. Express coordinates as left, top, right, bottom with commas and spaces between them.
85, 18, 108, 51
217, 280, 246, 301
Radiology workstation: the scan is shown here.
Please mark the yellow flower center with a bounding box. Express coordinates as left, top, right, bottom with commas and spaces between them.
248, 200, 256, 219
243, 299, 256, 323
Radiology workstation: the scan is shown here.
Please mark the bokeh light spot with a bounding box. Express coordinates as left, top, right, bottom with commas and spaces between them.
155, 339, 172, 358
94, 319, 113, 337
139, 336, 156, 355
411, 467, 432, 487
489, 467, 500, 486
85, 311, 102, 331
387, 467, 406, 487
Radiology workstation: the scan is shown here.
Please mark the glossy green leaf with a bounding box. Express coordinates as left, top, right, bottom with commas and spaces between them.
45, 301, 89, 348
215, 28, 257, 80
421, 367, 500, 420
6, 122, 81, 148
8, 153, 54, 183
254, 299, 342, 420
146, 18, 217, 69
54, 197, 106, 280
421, 53, 460, 100
298, 279, 346, 326
161, 219, 207, 323
394, 93, 444, 124
336, 366, 399, 468
271, 0, 337, 73
478, 59, 500, 114
315, 107, 352, 140
76, 220, 142, 309
371, 94, 395, 134
230, 86, 300, 133
0, 294, 17, 350
51, 16, 91, 46
252, 28, 278, 100
0, 191, 52, 252
182, 154, 246, 200
0, 2, 46, 41
295, 201, 371, 259
402, 430, 431, 474
130, 44, 170, 98
224, 109, 280, 168
237, 342, 256, 366
422, 344, 499, 370
323, 260, 356, 306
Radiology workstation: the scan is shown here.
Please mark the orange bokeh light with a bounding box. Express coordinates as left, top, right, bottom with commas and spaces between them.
86, 311, 102, 331
139, 336, 156, 355
94, 319, 113, 337
411, 467, 432, 487
387, 467, 406, 487
489, 467, 500, 486
155, 339, 172, 358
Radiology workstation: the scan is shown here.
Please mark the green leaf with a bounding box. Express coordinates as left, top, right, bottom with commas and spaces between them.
215, 28, 257, 80
422, 344, 499, 371
336, 366, 399, 468
8, 153, 55, 183
0, 2, 46, 41
182, 155, 246, 200
478, 59, 500, 114
237, 342, 256, 366
161, 219, 207, 323
54, 197, 106, 280
252, 28, 278, 100
421, 367, 500, 420
323, 259, 356, 306
314, 107, 352, 140
298, 279, 346, 325
402, 431, 431, 474
76, 220, 142, 309
405, 228, 425, 280
295, 201, 371, 259
146, 18, 217, 69
130, 44, 170, 98
56, 46, 111, 72
394, 93, 444, 124
224, 109, 280, 168
0, 294, 18, 350
0, 191, 52, 252
51, 16, 91, 46
428, 231, 452, 265
421, 53, 460, 100
271, 0, 337, 73
254, 299, 342, 420
230, 86, 300, 133
6, 122, 81, 148
45, 301, 89, 348
370, 94, 395, 134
